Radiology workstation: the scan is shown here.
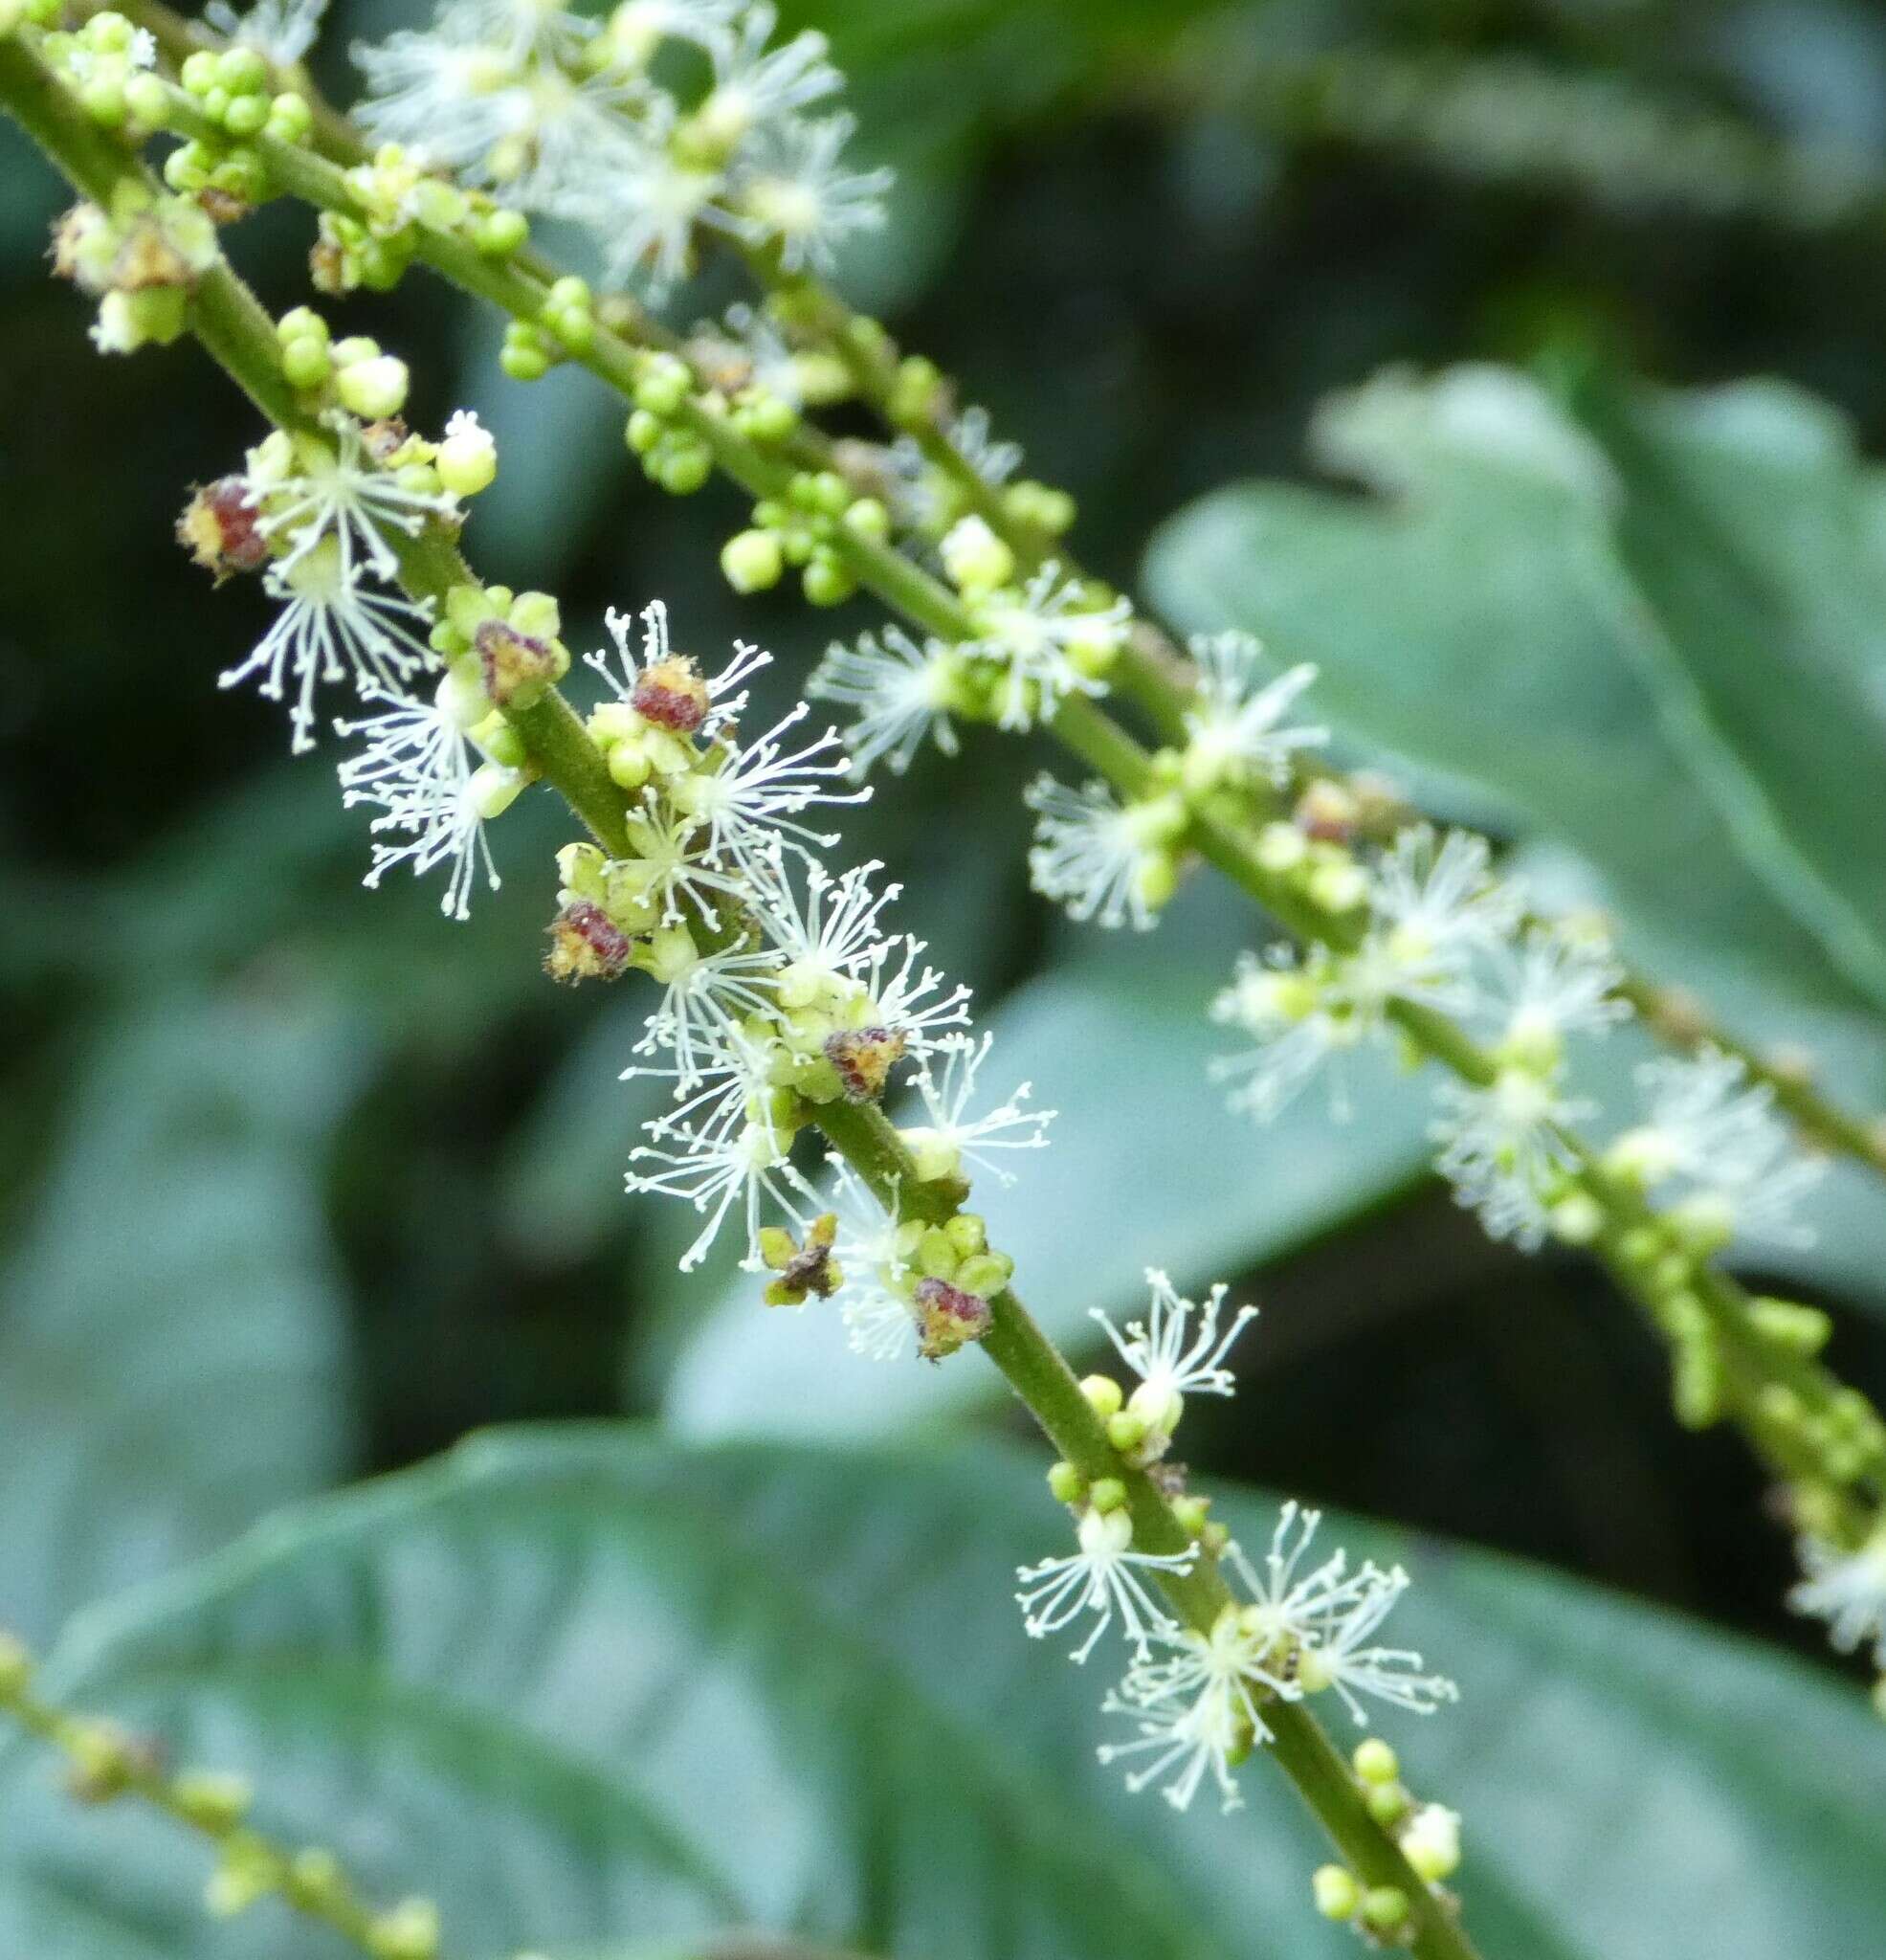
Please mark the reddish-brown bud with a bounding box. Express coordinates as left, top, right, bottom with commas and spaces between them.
1294, 779, 1358, 844
177, 478, 270, 582
762, 1213, 842, 1306
823, 1025, 907, 1103
632, 656, 710, 734
913, 1277, 992, 1361
544, 901, 632, 985
477, 617, 561, 710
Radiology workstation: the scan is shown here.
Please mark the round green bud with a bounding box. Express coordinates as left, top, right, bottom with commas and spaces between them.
1088, 1476, 1128, 1515
721, 527, 784, 593
1311, 1866, 1360, 1921
955, 1253, 1012, 1297
625, 408, 663, 455
437, 418, 499, 498
1080, 1373, 1123, 1419
655, 443, 712, 496
334, 353, 410, 420
842, 496, 891, 544
500, 340, 550, 383
123, 72, 169, 128
222, 92, 270, 138
180, 49, 218, 95
268, 92, 313, 143
1365, 1780, 1409, 1826
278, 305, 328, 346
1352, 1738, 1399, 1785
1106, 1410, 1149, 1454
475, 207, 529, 256
1046, 1460, 1085, 1506
215, 46, 270, 96
1361, 1886, 1409, 1933
281, 337, 332, 390
802, 550, 855, 608
632, 354, 691, 418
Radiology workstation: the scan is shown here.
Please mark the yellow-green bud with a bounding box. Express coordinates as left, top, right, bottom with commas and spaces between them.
721, 527, 784, 592
334, 353, 410, 420
1311, 1865, 1360, 1921
1080, 1373, 1123, 1419
1047, 1459, 1085, 1505
1089, 1476, 1127, 1515
1352, 1737, 1399, 1784
1361, 1885, 1409, 1932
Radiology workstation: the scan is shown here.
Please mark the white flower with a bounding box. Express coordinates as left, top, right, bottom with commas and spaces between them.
948, 404, 1022, 488
588, 599, 769, 737
221, 539, 436, 751
612, 791, 746, 927
626, 1102, 815, 1272
242, 418, 456, 586
452, 0, 596, 63
753, 858, 902, 992
495, 65, 647, 212
1091, 1269, 1257, 1442
669, 703, 868, 870
1296, 1563, 1459, 1726
1024, 774, 1179, 933
1789, 1531, 1886, 1668
336, 677, 515, 920
964, 563, 1131, 730
1209, 944, 1376, 1122
810, 626, 963, 777
1481, 924, 1629, 1060
1223, 1503, 1376, 1653
1181, 632, 1327, 791
206, 0, 330, 65
1401, 1804, 1463, 1882
1612, 1047, 1824, 1250
1431, 1066, 1588, 1248
853, 932, 973, 1058
1098, 1611, 1285, 1813
699, 5, 839, 150
604, 0, 743, 70
1365, 826, 1523, 1010
824, 1159, 917, 1361
1015, 1506, 1194, 1663
630, 932, 786, 1095
566, 96, 749, 297
735, 112, 893, 273
353, 27, 533, 182
899, 1033, 1054, 1185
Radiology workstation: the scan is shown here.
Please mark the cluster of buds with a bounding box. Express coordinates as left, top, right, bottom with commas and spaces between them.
52, 180, 217, 354
162, 38, 313, 214
1313, 1741, 1463, 1939
730, 463, 891, 606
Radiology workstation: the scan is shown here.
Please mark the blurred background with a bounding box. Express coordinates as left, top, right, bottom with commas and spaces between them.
6, 1, 1886, 1929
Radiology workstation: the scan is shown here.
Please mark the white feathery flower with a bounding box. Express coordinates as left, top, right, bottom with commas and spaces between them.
588, 599, 769, 737
948, 404, 1022, 487
1613, 1047, 1824, 1250
451, 0, 596, 62
611, 791, 747, 927
626, 1103, 815, 1272
1223, 1503, 1378, 1653
753, 858, 903, 993
1181, 632, 1327, 791
206, 0, 330, 65
810, 626, 963, 777
853, 933, 973, 1057
353, 28, 532, 181
965, 563, 1131, 731
899, 1033, 1054, 1186
699, 5, 839, 149
1296, 1563, 1459, 1725
1015, 1506, 1194, 1663
1481, 924, 1629, 1059
669, 703, 869, 870
1209, 944, 1376, 1123
1789, 1531, 1886, 1668
1431, 1066, 1589, 1248
630, 934, 786, 1095
1099, 1610, 1295, 1812
1024, 774, 1178, 933
495, 65, 648, 212
222, 539, 436, 752
1365, 826, 1524, 1009
605, 0, 743, 66
566, 96, 750, 297
824, 1159, 917, 1362
336, 676, 516, 921
241, 418, 456, 587
736, 113, 893, 273
1091, 1269, 1257, 1440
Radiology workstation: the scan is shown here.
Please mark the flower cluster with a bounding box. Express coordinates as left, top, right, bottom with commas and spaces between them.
1016, 1274, 1458, 1838
517, 602, 1048, 1360
352, 0, 892, 299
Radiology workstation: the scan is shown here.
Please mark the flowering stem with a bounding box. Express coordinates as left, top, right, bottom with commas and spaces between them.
0, 1639, 431, 1958
1, 47, 1491, 1954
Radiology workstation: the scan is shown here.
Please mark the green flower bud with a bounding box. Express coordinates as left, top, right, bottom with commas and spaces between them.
1088, 1476, 1127, 1515
1080, 1373, 1123, 1419
802, 548, 855, 607
476, 207, 530, 256
1047, 1459, 1085, 1505
1311, 1865, 1360, 1921
721, 527, 784, 592
334, 352, 410, 420
632, 352, 692, 417
171, 1769, 253, 1833
1361, 1885, 1409, 1933
1106, 1410, 1149, 1455
1353, 1737, 1399, 1784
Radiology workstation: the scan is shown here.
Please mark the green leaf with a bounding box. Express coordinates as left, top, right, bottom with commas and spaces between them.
1142, 364, 1886, 1018
0, 991, 360, 1646
662, 927, 1436, 1437
0, 1431, 1878, 1960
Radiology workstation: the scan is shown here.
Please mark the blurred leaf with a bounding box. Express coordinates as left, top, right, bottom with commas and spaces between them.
1143, 363, 1886, 1018
0, 990, 362, 1646
0, 1431, 1878, 1960
663, 937, 1436, 1437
